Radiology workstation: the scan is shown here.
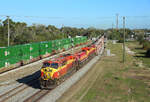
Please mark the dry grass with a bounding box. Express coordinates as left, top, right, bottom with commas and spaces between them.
80, 42, 150, 102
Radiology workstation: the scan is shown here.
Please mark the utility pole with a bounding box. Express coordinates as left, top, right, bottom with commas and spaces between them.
123, 16, 126, 63
62, 24, 64, 28
112, 23, 114, 39
7, 16, 10, 47
0, 19, 1, 26
116, 14, 119, 31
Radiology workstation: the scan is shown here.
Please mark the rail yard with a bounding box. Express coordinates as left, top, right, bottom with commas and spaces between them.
0, 0, 150, 102
0, 36, 105, 102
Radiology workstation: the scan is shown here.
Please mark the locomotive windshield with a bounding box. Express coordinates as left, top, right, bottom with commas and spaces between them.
50, 63, 58, 69
42, 62, 50, 68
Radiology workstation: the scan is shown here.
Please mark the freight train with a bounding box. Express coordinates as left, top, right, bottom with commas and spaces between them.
39, 35, 105, 89
40, 44, 97, 89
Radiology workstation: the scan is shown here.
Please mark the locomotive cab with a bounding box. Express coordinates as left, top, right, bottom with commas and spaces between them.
40, 61, 59, 81
40, 61, 60, 89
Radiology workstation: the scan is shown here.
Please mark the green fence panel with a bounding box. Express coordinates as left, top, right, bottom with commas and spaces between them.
30, 52, 40, 58
21, 44, 31, 55
7, 45, 22, 58
30, 43, 40, 53
52, 40, 56, 49
6, 57, 20, 65
40, 48, 52, 55
63, 44, 71, 50
0, 47, 7, 60
22, 54, 30, 60
48, 41, 52, 48
0, 60, 5, 68
61, 39, 66, 44
40, 42, 49, 50
20, 43, 39, 55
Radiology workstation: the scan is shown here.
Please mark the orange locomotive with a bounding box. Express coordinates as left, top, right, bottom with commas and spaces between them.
40, 45, 96, 89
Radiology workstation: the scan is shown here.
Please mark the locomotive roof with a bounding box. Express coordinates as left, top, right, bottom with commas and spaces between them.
43, 54, 74, 64
82, 47, 90, 50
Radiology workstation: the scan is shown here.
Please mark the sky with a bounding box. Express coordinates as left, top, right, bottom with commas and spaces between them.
0, 0, 150, 29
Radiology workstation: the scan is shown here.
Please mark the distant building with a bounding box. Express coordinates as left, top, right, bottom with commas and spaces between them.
145, 32, 150, 41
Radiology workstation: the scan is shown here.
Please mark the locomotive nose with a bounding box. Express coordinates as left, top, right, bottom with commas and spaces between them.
41, 68, 53, 80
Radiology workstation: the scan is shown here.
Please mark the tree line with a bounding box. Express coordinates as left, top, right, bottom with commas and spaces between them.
0, 18, 104, 47
0, 18, 150, 47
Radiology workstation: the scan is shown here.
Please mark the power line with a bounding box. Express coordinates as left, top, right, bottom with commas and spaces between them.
0, 15, 64, 19
0, 15, 117, 20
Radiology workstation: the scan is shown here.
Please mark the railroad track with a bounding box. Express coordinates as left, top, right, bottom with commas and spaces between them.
0, 55, 97, 102
22, 55, 96, 102
0, 76, 40, 102
24, 90, 50, 102
23, 69, 76, 102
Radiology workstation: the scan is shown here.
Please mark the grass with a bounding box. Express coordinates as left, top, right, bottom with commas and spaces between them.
79, 41, 150, 102
126, 41, 150, 68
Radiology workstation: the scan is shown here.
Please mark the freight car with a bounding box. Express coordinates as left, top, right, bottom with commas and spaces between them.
40, 44, 96, 89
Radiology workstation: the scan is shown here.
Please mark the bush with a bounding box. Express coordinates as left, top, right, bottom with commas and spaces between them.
146, 49, 150, 57
137, 34, 144, 44
118, 38, 124, 43
139, 39, 146, 45
143, 41, 150, 50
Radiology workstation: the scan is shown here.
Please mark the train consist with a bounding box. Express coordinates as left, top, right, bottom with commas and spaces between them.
40, 36, 104, 89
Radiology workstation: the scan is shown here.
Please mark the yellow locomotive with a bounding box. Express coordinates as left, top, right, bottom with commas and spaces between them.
40, 45, 96, 89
